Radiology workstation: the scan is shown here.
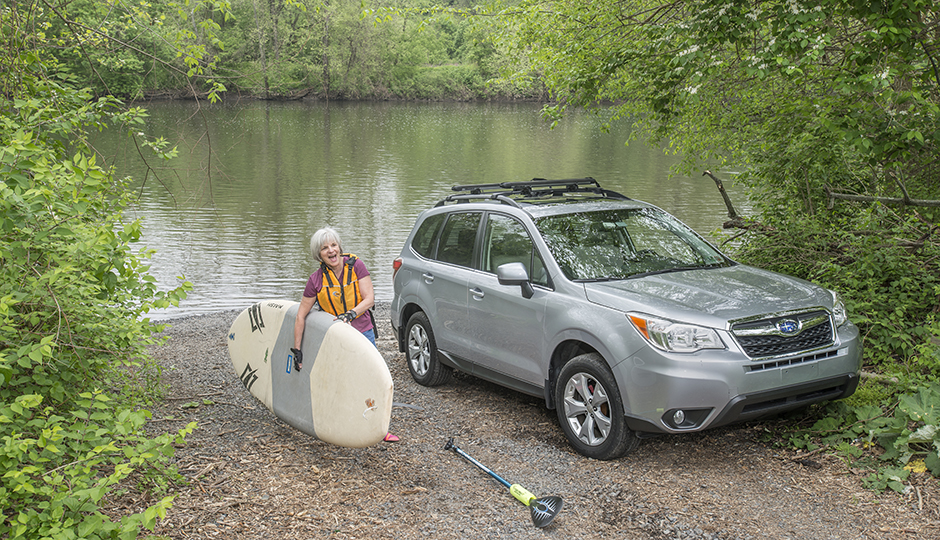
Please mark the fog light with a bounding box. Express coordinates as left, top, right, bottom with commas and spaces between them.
663, 408, 712, 429
673, 410, 685, 425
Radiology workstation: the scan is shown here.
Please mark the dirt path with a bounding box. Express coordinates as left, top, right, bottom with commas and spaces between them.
142, 306, 939, 539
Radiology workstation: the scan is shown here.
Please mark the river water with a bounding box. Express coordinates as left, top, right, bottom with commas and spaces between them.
99, 100, 743, 318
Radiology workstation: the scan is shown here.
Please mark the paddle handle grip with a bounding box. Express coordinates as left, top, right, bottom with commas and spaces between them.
510, 484, 536, 506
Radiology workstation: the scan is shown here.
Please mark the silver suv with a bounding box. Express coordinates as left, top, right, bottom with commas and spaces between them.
391, 179, 861, 459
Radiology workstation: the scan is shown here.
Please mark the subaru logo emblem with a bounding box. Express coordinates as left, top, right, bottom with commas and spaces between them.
777, 319, 800, 335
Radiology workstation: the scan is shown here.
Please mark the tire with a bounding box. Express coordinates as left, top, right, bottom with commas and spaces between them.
555, 353, 639, 460
405, 311, 452, 387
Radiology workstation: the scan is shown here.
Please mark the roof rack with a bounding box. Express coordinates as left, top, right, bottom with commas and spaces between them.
436, 178, 630, 207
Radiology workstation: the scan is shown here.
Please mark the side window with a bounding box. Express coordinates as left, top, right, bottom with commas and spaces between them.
411, 213, 445, 258
436, 212, 482, 268
531, 250, 549, 288
483, 214, 550, 287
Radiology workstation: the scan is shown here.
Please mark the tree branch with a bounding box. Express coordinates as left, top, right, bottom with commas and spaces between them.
825, 187, 940, 207
702, 170, 740, 220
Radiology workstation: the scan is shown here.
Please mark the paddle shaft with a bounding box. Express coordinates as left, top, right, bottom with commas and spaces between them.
448, 440, 511, 489
444, 439, 538, 505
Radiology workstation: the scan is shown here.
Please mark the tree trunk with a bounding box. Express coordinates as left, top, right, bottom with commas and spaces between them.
322, 1, 330, 100
251, 0, 270, 99
267, 0, 282, 61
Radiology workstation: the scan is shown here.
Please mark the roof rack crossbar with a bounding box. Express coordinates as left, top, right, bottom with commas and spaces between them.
503, 178, 601, 189
436, 193, 522, 208
450, 183, 506, 195
438, 177, 629, 207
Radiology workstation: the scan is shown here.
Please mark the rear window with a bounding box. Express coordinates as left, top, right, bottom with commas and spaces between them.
411, 213, 445, 258
436, 212, 482, 268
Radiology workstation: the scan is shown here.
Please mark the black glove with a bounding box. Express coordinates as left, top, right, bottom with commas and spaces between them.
290, 348, 303, 372
336, 310, 357, 323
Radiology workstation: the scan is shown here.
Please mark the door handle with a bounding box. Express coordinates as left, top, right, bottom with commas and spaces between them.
422, 272, 434, 284
470, 287, 484, 300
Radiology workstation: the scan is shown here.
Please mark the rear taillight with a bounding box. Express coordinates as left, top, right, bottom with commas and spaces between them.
392, 257, 403, 280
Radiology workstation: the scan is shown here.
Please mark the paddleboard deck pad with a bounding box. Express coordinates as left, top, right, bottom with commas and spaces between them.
227, 300, 393, 448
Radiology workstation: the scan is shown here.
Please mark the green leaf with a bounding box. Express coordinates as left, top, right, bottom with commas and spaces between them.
898, 386, 940, 424
908, 424, 938, 445
926, 451, 940, 476
78, 514, 103, 538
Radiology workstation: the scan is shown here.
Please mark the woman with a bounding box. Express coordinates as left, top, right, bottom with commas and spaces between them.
291, 227, 399, 442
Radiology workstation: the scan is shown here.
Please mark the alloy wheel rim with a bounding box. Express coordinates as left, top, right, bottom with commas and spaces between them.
408, 325, 430, 376
562, 372, 612, 446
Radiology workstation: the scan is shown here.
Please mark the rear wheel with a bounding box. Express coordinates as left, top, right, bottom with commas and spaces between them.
405, 312, 452, 386
555, 353, 639, 460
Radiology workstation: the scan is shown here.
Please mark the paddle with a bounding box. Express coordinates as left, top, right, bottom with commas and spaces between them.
443, 438, 563, 528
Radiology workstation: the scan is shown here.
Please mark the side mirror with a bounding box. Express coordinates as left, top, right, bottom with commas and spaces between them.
496, 262, 534, 299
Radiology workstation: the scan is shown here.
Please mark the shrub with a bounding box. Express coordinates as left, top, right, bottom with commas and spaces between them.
1, 74, 193, 538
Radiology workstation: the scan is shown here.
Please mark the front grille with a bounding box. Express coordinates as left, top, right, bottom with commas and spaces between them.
732, 310, 834, 358
747, 349, 839, 372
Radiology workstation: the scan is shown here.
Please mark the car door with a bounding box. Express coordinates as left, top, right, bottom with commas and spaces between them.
422, 211, 481, 360
466, 212, 549, 386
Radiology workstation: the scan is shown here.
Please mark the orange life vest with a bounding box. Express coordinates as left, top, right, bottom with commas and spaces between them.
316, 253, 363, 319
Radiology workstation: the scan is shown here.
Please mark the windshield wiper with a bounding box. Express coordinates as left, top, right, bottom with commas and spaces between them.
626, 266, 706, 279
576, 275, 628, 283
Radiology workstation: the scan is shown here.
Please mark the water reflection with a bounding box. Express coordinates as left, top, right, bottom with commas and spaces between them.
100, 101, 745, 318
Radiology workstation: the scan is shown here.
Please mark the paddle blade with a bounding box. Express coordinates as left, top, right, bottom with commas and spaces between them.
530, 496, 563, 528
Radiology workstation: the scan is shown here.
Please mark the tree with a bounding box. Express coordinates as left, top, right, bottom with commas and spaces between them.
497, 0, 940, 363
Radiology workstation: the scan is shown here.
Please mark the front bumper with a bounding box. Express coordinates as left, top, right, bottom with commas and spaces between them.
616, 323, 862, 435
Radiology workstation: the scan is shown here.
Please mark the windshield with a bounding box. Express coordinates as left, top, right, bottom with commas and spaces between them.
535, 208, 731, 281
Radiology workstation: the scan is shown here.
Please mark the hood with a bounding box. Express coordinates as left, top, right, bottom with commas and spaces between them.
583, 264, 834, 325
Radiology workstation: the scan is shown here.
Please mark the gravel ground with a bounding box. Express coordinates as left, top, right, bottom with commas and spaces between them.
139, 303, 940, 540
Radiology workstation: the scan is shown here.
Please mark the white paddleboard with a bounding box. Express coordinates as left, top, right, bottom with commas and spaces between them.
227, 300, 393, 448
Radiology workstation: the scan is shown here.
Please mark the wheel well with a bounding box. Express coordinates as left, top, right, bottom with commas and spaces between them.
397, 303, 424, 352
545, 340, 599, 410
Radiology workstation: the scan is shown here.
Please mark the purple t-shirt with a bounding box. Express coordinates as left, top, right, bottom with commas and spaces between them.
303, 257, 373, 334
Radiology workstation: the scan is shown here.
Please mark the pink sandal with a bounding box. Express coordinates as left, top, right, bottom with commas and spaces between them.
383, 432, 400, 443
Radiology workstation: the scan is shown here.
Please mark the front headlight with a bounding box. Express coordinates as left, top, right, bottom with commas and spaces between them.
627, 313, 725, 353
831, 291, 848, 327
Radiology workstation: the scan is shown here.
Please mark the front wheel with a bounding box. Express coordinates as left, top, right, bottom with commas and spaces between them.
405, 312, 452, 387
555, 353, 639, 460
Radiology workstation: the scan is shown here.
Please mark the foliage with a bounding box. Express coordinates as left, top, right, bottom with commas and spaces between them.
2, 6, 199, 539
4, 0, 231, 101
38, 0, 175, 97
0, 392, 196, 539
765, 321, 940, 493
498, 0, 939, 172
777, 379, 940, 493
2, 0, 524, 100
0, 85, 192, 404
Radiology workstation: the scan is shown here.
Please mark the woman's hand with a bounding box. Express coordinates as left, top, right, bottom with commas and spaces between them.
336, 310, 357, 323
290, 347, 303, 371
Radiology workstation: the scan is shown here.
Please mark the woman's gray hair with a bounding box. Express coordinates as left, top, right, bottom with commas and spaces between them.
310, 227, 342, 262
